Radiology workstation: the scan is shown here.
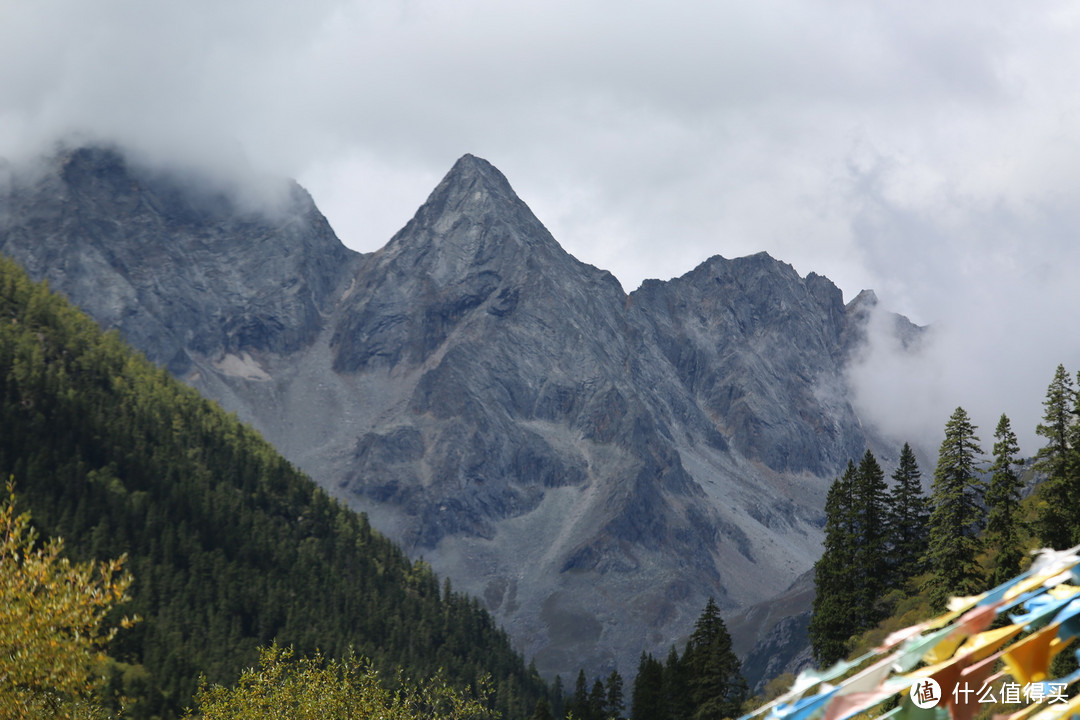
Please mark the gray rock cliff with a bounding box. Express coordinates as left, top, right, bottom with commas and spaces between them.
0, 145, 921, 683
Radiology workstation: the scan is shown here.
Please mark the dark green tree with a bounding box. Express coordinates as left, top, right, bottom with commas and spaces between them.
531, 698, 555, 720
571, 670, 589, 720
605, 669, 625, 720
663, 646, 692, 720
986, 414, 1025, 586
925, 407, 985, 610
809, 461, 858, 665
887, 443, 929, 583
1034, 365, 1078, 548
588, 679, 606, 720
1070, 369, 1080, 475
684, 598, 746, 720
1035, 365, 1075, 480
851, 450, 890, 625
551, 675, 565, 720
631, 653, 666, 720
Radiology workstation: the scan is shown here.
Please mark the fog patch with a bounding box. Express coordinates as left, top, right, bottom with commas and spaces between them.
847, 285, 1080, 462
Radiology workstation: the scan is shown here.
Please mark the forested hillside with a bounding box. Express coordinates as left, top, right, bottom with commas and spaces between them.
807, 368, 1080, 671
0, 254, 548, 719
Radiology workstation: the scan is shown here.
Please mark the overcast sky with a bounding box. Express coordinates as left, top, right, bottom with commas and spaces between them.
3, 0, 1080, 456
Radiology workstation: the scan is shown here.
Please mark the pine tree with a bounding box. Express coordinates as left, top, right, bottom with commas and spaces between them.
531, 698, 555, 720
1035, 365, 1074, 480
1034, 365, 1078, 548
631, 653, 666, 720
1070, 370, 1080, 475
605, 669, 625, 720
925, 407, 985, 610
887, 443, 929, 583
663, 646, 692, 720
551, 675, 565, 720
570, 670, 589, 720
589, 679, 607, 720
809, 461, 858, 665
684, 598, 747, 720
986, 414, 1024, 586
851, 450, 890, 626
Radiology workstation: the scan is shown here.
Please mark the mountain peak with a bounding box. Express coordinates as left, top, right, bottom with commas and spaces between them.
449, 152, 507, 181
422, 153, 521, 215
847, 288, 879, 310
378, 154, 572, 285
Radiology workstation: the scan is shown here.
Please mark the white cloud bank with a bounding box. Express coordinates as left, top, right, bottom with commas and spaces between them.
2, 0, 1080, 456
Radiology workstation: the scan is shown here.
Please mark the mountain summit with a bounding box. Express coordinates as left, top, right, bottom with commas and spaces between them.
0, 147, 920, 683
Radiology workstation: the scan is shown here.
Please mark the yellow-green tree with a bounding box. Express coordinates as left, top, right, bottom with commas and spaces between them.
185, 644, 495, 720
0, 480, 136, 719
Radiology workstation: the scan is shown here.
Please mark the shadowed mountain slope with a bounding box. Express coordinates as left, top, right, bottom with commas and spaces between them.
0, 254, 546, 719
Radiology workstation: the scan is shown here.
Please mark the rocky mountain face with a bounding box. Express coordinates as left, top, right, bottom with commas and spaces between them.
0, 145, 919, 683
0, 147, 357, 374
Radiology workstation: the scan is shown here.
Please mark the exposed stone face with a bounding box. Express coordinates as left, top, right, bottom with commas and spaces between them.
630, 254, 867, 475
0, 146, 357, 374
727, 570, 816, 693
0, 146, 921, 683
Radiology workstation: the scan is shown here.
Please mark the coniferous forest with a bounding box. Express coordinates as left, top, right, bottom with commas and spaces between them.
32, 227, 1080, 718
808, 365, 1080, 669
11, 236, 1080, 718
0, 255, 550, 718
0, 249, 757, 718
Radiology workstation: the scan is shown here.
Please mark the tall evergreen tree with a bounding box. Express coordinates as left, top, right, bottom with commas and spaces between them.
851, 450, 890, 625
1035, 365, 1075, 480
663, 646, 692, 720
1034, 365, 1078, 548
684, 598, 747, 720
809, 461, 858, 665
925, 407, 985, 610
571, 670, 589, 720
986, 414, 1025, 586
606, 669, 625, 720
887, 443, 929, 583
1070, 369, 1080, 474
531, 698, 555, 720
551, 675, 565, 720
631, 653, 666, 720
588, 679, 607, 720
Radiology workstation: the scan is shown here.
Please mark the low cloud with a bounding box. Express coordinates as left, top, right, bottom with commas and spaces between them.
4, 0, 1080, 458
845, 184, 1080, 459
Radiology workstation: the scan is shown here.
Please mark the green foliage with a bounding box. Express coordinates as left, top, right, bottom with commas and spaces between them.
630, 653, 665, 720
0, 481, 136, 719
184, 643, 494, 720
1033, 365, 1080, 548
0, 255, 546, 719
570, 670, 589, 720
685, 598, 746, 720
588, 679, 606, 720
605, 669, 625, 720
531, 697, 555, 720
809, 461, 857, 665
924, 407, 985, 610
851, 450, 890, 624
986, 414, 1025, 585
629, 600, 745, 720
887, 443, 928, 582
1034, 364, 1074, 481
